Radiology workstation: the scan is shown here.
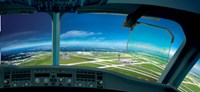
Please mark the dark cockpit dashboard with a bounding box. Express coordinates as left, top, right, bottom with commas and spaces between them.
0, 65, 178, 92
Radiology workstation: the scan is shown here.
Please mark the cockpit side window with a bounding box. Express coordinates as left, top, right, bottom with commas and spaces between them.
178, 59, 200, 92
0, 13, 52, 66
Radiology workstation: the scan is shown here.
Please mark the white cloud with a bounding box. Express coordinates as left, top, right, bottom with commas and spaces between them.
60, 40, 126, 49
2, 41, 51, 51
193, 63, 200, 71
61, 30, 102, 38
1, 40, 19, 46
169, 48, 176, 58
0, 31, 36, 41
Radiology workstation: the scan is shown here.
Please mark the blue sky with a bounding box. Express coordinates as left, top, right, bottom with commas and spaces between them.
0, 13, 130, 50
0, 13, 52, 51
0, 13, 130, 51
0, 13, 192, 57
60, 13, 130, 42
0, 13, 183, 53
60, 13, 130, 49
60, 13, 181, 56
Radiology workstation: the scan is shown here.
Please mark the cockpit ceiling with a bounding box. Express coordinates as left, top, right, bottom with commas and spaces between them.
0, 0, 200, 15
107, 0, 200, 14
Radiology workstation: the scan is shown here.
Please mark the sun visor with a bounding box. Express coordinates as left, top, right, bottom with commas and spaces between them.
123, 5, 149, 28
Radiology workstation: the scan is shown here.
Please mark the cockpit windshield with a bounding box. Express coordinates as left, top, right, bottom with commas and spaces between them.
0, 13, 185, 83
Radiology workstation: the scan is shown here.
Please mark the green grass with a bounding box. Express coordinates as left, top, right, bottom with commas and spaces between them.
132, 58, 148, 62
144, 55, 168, 64
186, 84, 200, 92
20, 54, 93, 66
20, 55, 52, 66
178, 84, 191, 92
75, 63, 103, 68
179, 74, 200, 92
130, 53, 168, 64
184, 76, 193, 83
106, 67, 156, 82
189, 74, 200, 83
121, 65, 160, 77
60, 55, 93, 64
74, 54, 95, 58
90, 52, 132, 59
101, 57, 132, 60
97, 61, 121, 65
139, 64, 163, 73
179, 83, 200, 92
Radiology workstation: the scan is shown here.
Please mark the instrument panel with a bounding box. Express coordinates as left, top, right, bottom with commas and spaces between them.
0, 65, 179, 92
1, 66, 104, 89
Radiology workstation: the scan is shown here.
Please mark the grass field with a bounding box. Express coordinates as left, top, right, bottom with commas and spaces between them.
75, 63, 103, 67
20, 53, 93, 66
139, 64, 163, 72
122, 65, 160, 77
178, 74, 200, 92
60, 55, 93, 64
106, 67, 156, 82
19, 51, 199, 92
20, 54, 52, 66
179, 83, 200, 92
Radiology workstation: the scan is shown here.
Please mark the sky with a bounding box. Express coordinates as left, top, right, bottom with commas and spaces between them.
0, 13, 194, 58
0, 13, 183, 54
190, 59, 200, 77
60, 13, 129, 42
60, 13, 130, 49
0, 13, 52, 51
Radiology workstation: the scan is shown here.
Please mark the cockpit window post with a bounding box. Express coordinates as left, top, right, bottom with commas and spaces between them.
0, 49, 1, 65
0, 15, 1, 65
0, 15, 1, 32
168, 47, 199, 87
51, 12, 60, 66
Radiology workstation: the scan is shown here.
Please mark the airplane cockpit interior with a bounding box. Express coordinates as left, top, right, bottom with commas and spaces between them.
0, 0, 200, 92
